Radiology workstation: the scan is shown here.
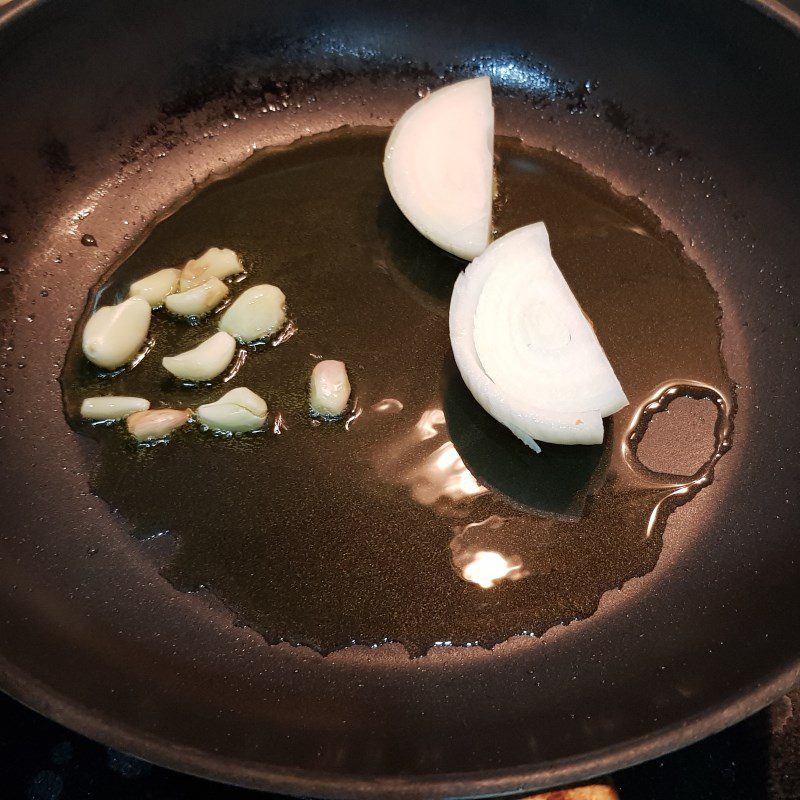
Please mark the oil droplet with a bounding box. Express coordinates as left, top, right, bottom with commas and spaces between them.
372, 398, 404, 413
80, 234, 98, 247
344, 403, 362, 431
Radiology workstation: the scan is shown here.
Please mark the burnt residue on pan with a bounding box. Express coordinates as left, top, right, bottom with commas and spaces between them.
59, 128, 735, 656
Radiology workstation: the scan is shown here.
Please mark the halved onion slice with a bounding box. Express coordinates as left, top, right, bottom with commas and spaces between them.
383, 76, 494, 260
449, 223, 628, 450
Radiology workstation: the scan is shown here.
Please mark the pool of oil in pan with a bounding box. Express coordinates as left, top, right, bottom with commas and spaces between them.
60, 128, 735, 655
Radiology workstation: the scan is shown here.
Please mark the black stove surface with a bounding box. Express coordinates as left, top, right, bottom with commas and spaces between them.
3, 687, 799, 800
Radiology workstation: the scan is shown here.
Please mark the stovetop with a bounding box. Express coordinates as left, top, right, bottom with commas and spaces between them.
3, 687, 798, 800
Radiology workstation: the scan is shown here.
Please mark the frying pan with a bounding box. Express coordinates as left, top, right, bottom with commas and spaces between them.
1, 0, 799, 797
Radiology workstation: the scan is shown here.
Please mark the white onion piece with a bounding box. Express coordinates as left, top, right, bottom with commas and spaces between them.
449, 223, 628, 450
180, 247, 243, 290
309, 360, 351, 417
82, 296, 151, 370
164, 277, 229, 318
128, 267, 181, 307
197, 387, 268, 433
81, 396, 150, 421
383, 76, 494, 260
218, 284, 286, 342
162, 331, 236, 381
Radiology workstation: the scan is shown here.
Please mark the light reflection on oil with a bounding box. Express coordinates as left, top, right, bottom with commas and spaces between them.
450, 515, 530, 589
415, 408, 445, 441
462, 551, 525, 589
371, 398, 404, 413
371, 407, 489, 509
408, 441, 488, 506
372, 406, 536, 586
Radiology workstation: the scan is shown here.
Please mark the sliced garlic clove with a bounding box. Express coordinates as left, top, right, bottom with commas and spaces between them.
218, 284, 287, 342
128, 267, 181, 307
309, 360, 351, 417
164, 277, 229, 318
126, 408, 192, 441
197, 386, 268, 432
82, 296, 151, 370
162, 331, 236, 381
81, 396, 150, 421
180, 247, 243, 290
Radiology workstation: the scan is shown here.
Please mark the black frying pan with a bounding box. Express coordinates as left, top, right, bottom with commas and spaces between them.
1, 0, 799, 797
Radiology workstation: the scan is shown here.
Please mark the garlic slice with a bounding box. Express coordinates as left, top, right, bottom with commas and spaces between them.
449, 222, 628, 450
197, 387, 268, 432
128, 267, 181, 307
218, 284, 286, 342
383, 76, 494, 260
82, 296, 151, 370
81, 396, 150, 421
164, 277, 229, 318
180, 247, 243, 290
309, 360, 351, 417
162, 331, 236, 381
126, 408, 192, 441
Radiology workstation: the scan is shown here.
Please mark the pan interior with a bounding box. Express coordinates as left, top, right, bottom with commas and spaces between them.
4, 0, 800, 790
60, 126, 734, 655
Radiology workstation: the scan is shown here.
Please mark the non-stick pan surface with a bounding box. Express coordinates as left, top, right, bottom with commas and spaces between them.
1, 0, 799, 797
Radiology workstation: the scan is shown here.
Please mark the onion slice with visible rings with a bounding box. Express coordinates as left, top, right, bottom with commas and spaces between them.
383, 76, 494, 260
449, 222, 628, 450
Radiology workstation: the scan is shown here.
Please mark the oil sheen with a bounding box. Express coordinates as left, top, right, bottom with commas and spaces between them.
60, 128, 735, 655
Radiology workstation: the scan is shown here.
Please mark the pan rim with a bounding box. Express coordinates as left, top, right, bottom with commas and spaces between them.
1, 0, 799, 796
2, 653, 798, 798
741, 0, 800, 32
